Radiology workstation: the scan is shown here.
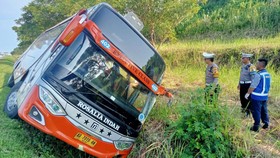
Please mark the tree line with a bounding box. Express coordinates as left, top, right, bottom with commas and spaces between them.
12, 0, 280, 55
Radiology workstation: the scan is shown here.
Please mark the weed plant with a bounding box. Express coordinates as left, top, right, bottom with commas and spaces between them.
170, 88, 250, 157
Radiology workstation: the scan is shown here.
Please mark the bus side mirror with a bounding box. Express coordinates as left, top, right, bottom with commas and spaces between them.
59, 11, 87, 46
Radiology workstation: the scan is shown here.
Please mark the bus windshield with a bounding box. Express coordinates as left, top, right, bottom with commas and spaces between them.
90, 5, 165, 83
50, 32, 151, 118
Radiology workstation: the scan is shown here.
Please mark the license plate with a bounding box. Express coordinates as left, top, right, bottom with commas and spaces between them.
74, 133, 97, 147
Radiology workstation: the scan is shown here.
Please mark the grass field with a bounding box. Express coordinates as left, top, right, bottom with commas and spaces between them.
0, 38, 280, 157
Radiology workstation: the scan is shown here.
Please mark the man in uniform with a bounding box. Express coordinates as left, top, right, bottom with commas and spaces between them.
238, 53, 256, 117
203, 52, 220, 103
245, 58, 271, 132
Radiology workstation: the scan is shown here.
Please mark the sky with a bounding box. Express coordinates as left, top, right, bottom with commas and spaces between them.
0, 0, 32, 53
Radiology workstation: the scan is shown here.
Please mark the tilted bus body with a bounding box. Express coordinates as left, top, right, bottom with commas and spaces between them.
4, 3, 172, 158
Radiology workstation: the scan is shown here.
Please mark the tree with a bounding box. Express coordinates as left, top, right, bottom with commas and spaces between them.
126, 0, 204, 46
12, 0, 203, 54
12, 0, 98, 54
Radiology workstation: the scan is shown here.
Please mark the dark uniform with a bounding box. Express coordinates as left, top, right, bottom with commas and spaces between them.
239, 63, 256, 114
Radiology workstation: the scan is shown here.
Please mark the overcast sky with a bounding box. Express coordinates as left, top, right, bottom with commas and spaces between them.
0, 0, 32, 52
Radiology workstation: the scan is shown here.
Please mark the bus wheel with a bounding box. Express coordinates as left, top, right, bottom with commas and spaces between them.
4, 81, 22, 119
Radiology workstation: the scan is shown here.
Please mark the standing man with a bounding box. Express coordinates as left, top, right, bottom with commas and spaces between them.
245, 58, 271, 132
238, 53, 256, 117
203, 52, 220, 103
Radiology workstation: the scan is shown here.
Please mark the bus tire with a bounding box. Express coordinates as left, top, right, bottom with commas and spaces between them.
3, 81, 23, 119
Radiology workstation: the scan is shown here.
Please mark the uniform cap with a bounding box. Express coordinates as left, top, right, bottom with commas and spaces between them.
242, 53, 253, 58
202, 52, 215, 59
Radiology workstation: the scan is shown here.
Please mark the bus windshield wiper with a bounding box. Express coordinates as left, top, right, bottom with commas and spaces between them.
60, 88, 96, 95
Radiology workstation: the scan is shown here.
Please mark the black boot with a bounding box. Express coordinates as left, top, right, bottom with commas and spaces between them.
250, 126, 259, 132
262, 124, 269, 129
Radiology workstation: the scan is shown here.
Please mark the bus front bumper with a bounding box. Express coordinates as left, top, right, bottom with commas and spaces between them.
18, 85, 132, 158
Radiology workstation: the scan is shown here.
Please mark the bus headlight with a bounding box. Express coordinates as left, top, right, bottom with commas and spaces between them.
14, 64, 26, 81
39, 86, 66, 115
114, 140, 134, 151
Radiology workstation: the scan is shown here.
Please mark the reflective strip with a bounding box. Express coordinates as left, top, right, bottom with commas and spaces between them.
240, 81, 251, 84
261, 74, 266, 94
260, 72, 269, 75
252, 72, 269, 97
252, 92, 268, 96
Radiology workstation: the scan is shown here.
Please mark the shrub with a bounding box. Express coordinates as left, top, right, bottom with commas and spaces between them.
169, 88, 247, 157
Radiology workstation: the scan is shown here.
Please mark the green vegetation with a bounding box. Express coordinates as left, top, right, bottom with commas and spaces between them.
1, 37, 280, 157
12, 0, 202, 54
2, 0, 280, 157
128, 38, 280, 157
12, 0, 280, 55
177, 0, 280, 40
160, 37, 280, 69
172, 90, 246, 157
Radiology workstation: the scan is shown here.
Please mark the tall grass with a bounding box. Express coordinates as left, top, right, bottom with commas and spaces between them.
177, 0, 280, 40
129, 87, 256, 158
159, 36, 280, 70
129, 39, 280, 157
